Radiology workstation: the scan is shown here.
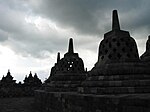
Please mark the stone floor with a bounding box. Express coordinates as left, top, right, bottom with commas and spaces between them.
0, 97, 36, 112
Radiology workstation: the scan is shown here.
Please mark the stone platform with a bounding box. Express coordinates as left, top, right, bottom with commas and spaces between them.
80, 63, 150, 94
35, 90, 150, 112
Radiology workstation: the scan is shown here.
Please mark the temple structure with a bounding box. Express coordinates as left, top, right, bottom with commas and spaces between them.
140, 35, 150, 62
45, 38, 86, 92
0, 70, 16, 86
97, 10, 139, 65
24, 71, 42, 86
79, 10, 150, 94
35, 10, 150, 112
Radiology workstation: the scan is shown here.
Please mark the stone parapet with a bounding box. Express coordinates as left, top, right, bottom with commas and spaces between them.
34, 90, 150, 112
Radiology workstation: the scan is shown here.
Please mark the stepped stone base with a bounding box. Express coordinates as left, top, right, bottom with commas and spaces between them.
80, 63, 150, 94
45, 74, 86, 92
35, 90, 150, 112
91, 63, 150, 75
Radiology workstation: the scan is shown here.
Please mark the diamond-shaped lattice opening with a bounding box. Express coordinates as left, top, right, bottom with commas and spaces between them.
108, 54, 112, 59
113, 48, 117, 52
120, 38, 124, 41
126, 42, 129, 46
105, 49, 108, 54
112, 38, 116, 42
127, 53, 130, 58
122, 48, 125, 52
101, 56, 104, 60
117, 42, 120, 46
109, 43, 112, 48
117, 53, 121, 59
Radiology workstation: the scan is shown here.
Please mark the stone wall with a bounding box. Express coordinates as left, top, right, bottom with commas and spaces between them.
34, 90, 150, 112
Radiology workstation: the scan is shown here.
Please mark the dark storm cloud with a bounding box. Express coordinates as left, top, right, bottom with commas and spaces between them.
29, 0, 150, 36
29, 0, 102, 35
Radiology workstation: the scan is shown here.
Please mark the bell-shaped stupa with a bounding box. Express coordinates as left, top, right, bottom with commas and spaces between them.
140, 36, 150, 63
96, 10, 139, 67
45, 38, 86, 92
79, 10, 150, 95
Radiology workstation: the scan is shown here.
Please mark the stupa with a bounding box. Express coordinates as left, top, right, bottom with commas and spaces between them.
79, 10, 150, 94
1, 70, 16, 86
140, 35, 150, 63
97, 10, 139, 65
45, 38, 86, 92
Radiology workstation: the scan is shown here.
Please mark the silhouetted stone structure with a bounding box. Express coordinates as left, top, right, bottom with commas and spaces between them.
44, 38, 86, 92
140, 35, 150, 62
35, 10, 150, 112
0, 70, 16, 86
0, 71, 42, 97
79, 10, 150, 95
0, 70, 17, 97
23, 71, 42, 96
97, 10, 139, 65
24, 71, 42, 87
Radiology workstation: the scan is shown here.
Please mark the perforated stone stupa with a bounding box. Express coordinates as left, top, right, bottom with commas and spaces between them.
97, 10, 139, 65
45, 38, 86, 92
79, 10, 150, 94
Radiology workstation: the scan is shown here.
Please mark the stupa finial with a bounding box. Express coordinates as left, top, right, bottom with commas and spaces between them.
112, 10, 120, 30
68, 38, 74, 53
57, 52, 60, 63
7, 69, 10, 75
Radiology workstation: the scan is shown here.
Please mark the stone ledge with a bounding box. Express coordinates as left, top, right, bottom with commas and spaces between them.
34, 90, 150, 112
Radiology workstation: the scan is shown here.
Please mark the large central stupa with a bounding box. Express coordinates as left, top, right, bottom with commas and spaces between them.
97, 10, 139, 66
79, 10, 150, 94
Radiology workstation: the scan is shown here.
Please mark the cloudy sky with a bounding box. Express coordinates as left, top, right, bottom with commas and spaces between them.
0, 0, 150, 82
